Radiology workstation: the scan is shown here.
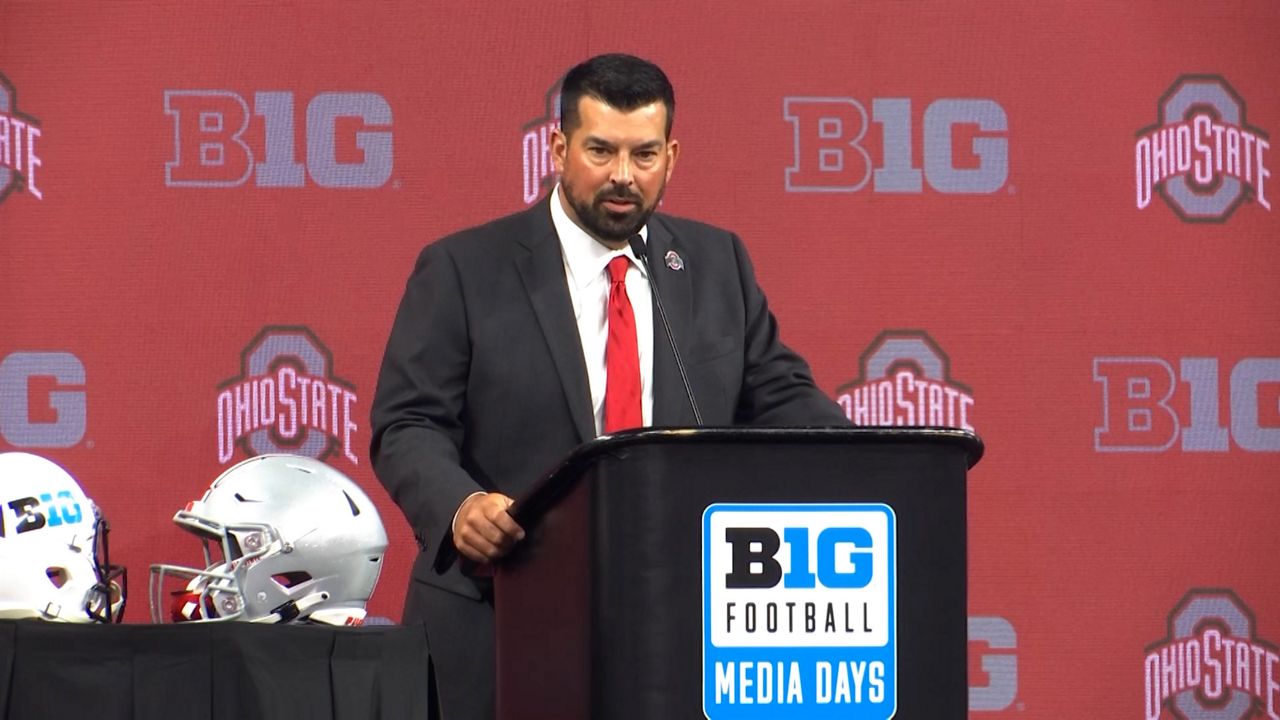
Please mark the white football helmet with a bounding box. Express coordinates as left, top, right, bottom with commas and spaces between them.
0, 452, 126, 623
150, 454, 387, 625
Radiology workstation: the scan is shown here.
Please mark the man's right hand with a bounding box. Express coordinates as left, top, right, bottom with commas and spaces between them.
451, 492, 526, 564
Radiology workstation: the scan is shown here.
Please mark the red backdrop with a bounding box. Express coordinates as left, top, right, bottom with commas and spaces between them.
3, 1, 1278, 716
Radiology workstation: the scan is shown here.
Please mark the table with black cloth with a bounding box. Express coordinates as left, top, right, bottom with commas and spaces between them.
0, 620, 429, 719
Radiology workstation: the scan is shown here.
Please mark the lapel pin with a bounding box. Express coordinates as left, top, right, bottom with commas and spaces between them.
664, 250, 684, 271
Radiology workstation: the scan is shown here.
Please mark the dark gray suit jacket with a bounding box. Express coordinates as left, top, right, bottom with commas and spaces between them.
370, 196, 848, 601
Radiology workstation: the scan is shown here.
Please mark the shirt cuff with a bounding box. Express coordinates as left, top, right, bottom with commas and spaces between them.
450, 491, 488, 537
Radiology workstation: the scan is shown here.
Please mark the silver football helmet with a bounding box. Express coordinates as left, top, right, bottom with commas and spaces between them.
149, 454, 387, 625
0, 452, 126, 623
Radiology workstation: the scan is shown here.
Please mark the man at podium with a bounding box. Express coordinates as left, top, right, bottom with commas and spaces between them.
371, 52, 848, 720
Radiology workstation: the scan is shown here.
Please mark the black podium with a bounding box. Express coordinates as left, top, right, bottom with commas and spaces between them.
494, 427, 982, 720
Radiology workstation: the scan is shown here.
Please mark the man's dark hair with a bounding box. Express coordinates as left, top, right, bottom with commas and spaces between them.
559, 53, 675, 138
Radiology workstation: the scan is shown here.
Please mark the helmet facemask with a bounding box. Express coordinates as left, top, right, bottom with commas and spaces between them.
84, 514, 127, 623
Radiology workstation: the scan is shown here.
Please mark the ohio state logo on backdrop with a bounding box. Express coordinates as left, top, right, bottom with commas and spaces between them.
0, 73, 44, 203
834, 331, 974, 431
519, 78, 563, 205
784, 96, 1009, 194
216, 326, 358, 465
1144, 589, 1279, 720
1134, 75, 1271, 222
164, 88, 393, 188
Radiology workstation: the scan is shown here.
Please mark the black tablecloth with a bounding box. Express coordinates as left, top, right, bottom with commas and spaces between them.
0, 620, 429, 720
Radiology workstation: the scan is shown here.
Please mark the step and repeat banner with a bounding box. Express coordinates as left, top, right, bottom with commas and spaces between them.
3, 1, 1278, 716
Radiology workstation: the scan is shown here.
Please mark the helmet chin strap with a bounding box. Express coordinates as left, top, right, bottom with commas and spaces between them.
255, 591, 331, 624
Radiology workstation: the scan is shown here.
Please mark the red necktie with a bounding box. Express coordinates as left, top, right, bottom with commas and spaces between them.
604, 255, 642, 433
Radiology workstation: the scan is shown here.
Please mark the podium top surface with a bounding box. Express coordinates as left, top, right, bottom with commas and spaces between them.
563, 426, 983, 469
505, 425, 981, 546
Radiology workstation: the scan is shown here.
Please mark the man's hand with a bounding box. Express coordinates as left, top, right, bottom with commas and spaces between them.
451, 492, 526, 564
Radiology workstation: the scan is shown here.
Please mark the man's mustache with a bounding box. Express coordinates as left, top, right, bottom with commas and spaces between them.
596, 188, 643, 204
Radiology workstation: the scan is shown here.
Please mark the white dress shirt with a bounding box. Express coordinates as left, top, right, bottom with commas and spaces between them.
550, 184, 655, 436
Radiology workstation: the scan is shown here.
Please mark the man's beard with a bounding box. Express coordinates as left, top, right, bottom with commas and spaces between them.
563, 179, 662, 243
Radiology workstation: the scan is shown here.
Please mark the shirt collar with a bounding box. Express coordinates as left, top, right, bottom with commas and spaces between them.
550, 184, 649, 293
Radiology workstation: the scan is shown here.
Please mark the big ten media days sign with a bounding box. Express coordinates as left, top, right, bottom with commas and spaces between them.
703, 504, 897, 719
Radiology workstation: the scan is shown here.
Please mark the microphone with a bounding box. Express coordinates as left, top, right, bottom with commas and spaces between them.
628, 234, 703, 426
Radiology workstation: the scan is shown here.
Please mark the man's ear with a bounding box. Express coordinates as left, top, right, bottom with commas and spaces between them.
551, 128, 568, 174
664, 138, 680, 183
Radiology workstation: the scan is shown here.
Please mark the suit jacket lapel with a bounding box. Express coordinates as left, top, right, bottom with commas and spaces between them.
647, 216, 698, 427
516, 200, 595, 444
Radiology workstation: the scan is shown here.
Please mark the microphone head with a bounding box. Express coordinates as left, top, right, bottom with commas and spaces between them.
627, 234, 648, 261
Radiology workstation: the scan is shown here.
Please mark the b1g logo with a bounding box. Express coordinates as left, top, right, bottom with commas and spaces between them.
164, 89, 393, 188
0, 490, 82, 538
785, 96, 1008, 194
1135, 75, 1270, 222
834, 330, 974, 431
0, 72, 43, 203
1144, 589, 1279, 720
0, 352, 86, 449
216, 327, 358, 465
1093, 356, 1279, 452
520, 79, 562, 205
970, 616, 1018, 712
703, 503, 896, 720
